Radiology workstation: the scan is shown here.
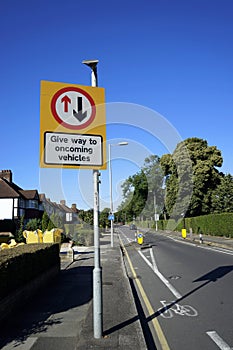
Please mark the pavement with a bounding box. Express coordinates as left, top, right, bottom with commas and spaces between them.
154, 229, 233, 251
0, 234, 147, 350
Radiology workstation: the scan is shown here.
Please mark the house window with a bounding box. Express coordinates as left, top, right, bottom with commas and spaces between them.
19, 209, 25, 217
27, 200, 38, 209
19, 198, 25, 208
66, 213, 72, 222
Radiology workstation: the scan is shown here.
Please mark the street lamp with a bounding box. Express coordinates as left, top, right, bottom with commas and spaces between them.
149, 190, 158, 231
82, 59, 102, 339
109, 142, 128, 247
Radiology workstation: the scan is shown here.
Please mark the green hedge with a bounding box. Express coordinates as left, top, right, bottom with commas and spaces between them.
63, 224, 94, 246
179, 213, 233, 238
137, 213, 233, 238
136, 219, 177, 231
0, 244, 60, 300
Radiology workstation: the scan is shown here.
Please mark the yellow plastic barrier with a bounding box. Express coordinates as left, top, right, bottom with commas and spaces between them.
23, 230, 42, 244
0, 240, 25, 250
23, 228, 62, 244
1, 243, 10, 250
43, 228, 62, 244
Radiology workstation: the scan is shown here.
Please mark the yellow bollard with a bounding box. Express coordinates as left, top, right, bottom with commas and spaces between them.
182, 229, 187, 239
137, 232, 144, 245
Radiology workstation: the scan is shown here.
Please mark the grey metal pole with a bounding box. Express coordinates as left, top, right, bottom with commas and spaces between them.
154, 192, 158, 231
82, 59, 102, 339
109, 144, 114, 247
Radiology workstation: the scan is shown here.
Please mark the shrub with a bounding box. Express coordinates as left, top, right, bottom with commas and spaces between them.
177, 213, 233, 238
0, 244, 60, 300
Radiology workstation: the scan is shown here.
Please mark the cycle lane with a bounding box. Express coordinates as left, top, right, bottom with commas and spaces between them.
119, 229, 233, 350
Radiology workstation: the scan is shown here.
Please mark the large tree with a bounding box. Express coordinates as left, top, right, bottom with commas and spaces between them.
120, 170, 148, 220
211, 173, 233, 213
160, 137, 223, 218
118, 155, 164, 220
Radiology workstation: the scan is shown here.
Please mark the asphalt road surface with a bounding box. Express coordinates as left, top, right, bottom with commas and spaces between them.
118, 226, 233, 350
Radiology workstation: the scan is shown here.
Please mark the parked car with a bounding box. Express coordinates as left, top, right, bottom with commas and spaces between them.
130, 224, 137, 230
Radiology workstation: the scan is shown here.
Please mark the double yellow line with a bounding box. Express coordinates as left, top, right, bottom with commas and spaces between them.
119, 237, 171, 350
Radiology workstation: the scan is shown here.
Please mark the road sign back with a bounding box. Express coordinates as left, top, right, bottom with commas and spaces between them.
40, 80, 106, 170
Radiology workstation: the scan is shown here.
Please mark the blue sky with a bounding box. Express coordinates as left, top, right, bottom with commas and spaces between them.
1, 0, 233, 211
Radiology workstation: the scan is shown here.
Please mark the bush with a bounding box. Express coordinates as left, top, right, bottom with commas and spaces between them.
176, 213, 233, 238
0, 244, 60, 299
26, 218, 42, 231
74, 229, 94, 246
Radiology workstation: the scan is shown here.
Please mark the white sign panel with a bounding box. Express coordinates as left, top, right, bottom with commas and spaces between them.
44, 132, 103, 167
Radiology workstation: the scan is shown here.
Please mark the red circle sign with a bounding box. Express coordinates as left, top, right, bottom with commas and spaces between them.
51, 87, 96, 130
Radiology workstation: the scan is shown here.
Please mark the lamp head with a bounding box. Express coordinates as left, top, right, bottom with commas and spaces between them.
82, 59, 99, 70
118, 142, 128, 146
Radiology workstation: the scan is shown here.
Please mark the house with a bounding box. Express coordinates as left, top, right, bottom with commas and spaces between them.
0, 170, 43, 224
0, 169, 80, 234
40, 195, 80, 224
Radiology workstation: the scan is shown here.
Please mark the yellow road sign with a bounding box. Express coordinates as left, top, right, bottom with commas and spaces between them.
40, 80, 106, 169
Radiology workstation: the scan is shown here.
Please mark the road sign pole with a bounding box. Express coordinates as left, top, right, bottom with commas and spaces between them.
83, 59, 103, 339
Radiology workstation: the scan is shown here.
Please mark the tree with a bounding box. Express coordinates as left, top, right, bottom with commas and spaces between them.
161, 137, 223, 218
26, 218, 42, 231
99, 208, 110, 229
15, 215, 25, 242
211, 173, 233, 213
47, 213, 63, 230
42, 211, 50, 231
120, 170, 148, 220
119, 155, 165, 221
78, 209, 93, 227
141, 155, 165, 220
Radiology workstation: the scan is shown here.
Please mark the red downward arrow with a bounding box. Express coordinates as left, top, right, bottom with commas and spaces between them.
61, 95, 71, 113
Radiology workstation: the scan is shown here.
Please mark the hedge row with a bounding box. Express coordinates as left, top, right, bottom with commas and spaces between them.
177, 213, 233, 238
0, 244, 60, 300
141, 213, 233, 238
64, 224, 94, 246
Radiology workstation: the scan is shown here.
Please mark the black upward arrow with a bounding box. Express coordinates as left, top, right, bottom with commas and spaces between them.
73, 97, 87, 122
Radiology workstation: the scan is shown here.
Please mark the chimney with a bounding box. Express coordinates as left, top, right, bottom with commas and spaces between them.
0, 170, 12, 183
60, 200, 66, 206
40, 193, 46, 201
71, 203, 77, 212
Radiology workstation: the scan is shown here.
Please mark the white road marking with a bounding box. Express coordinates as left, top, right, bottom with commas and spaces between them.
119, 228, 182, 298
120, 230, 134, 244
167, 235, 233, 256
138, 249, 182, 299
206, 331, 232, 349
150, 247, 158, 271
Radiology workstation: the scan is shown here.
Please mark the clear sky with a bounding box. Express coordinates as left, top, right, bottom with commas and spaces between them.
1, 0, 233, 211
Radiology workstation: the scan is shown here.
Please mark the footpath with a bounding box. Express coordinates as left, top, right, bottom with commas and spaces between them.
137, 226, 233, 252
153, 229, 233, 251
0, 234, 147, 350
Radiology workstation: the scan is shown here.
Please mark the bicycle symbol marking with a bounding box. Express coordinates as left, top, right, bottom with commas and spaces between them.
158, 300, 198, 318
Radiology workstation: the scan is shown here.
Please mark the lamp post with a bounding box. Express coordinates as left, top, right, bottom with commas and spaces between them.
109, 142, 128, 247
82, 59, 102, 339
153, 191, 158, 231
150, 190, 158, 231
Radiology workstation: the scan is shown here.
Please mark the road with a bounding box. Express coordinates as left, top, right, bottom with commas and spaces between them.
118, 226, 233, 350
